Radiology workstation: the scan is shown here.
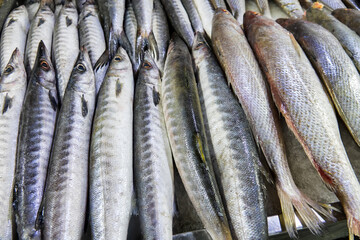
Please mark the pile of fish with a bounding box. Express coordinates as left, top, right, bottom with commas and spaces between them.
1, 0, 360, 239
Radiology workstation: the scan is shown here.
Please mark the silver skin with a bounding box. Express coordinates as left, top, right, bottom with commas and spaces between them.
14, 41, 58, 240
273, 0, 303, 18
53, 0, 79, 101
26, 1, 40, 22
318, 0, 346, 10
192, 33, 267, 240
160, 0, 194, 47
193, 0, 214, 37
212, 9, 333, 238
54, 0, 64, 17
89, 47, 133, 240
181, 0, 204, 34
162, 34, 231, 240
255, 0, 271, 17
0, 5, 30, 75
0, 0, 17, 33
278, 18, 360, 147
76, 0, 86, 12
332, 9, 360, 36
43, 50, 95, 240
124, 1, 138, 71
245, 12, 360, 238
226, 0, 246, 23
25, 3, 55, 73
0, 49, 26, 240
134, 53, 173, 240
306, 6, 360, 73
152, 0, 169, 74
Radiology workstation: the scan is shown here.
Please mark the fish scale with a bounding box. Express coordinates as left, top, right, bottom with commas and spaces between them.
89, 47, 133, 240
0, 5, 29, 75
193, 0, 213, 37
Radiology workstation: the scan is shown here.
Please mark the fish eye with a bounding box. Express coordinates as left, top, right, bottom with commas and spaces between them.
195, 41, 204, 50
114, 55, 122, 61
143, 61, 152, 69
4, 65, 14, 75
40, 60, 50, 71
221, 9, 229, 14
76, 63, 86, 72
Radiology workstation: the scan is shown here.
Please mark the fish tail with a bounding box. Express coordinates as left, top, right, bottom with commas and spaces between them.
135, 31, 159, 67
276, 183, 335, 238
118, 31, 132, 60
148, 31, 159, 61
346, 211, 360, 238
94, 50, 110, 72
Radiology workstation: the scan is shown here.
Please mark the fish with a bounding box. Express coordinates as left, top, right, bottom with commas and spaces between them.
332, 8, 360, 36
0, 5, 30, 75
317, 0, 346, 10
306, 3, 360, 73
96, 0, 130, 64
133, 0, 158, 65
54, 0, 64, 17
89, 47, 133, 239
25, 0, 55, 73
181, 0, 204, 34
0, 49, 27, 240
342, 0, 360, 9
162, 33, 231, 240
273, 0, 303, 18
152, 0, 170, 74
0, 0, 17, 34
124, 1, 138, 71
193, 0, 214, 37
134, 52, 173, 240
244, 11, 360, 238
225, 0, 246, 23
42, 49, 95, 240
14, 41, 58, 240
210, 0, 226, 8
255, 0, 271, 17
212, 9, 333, 238
192, 32, 267, 239
160, 0, 194, 47
78, 0, 107, 94
299, 0, 313, 9
76, 0, 86, 12
26, 0, 40, 21
277, 18, 360, 147
53, 0, 79, 101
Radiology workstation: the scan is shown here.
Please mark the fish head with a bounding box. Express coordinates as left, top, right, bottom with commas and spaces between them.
108, 47, 132, 75
243, 11, 277, 45
212, 8, 241, 35
276, 18, 301, 29
0, 48, 26, 91
68, 48, 95, 93
32, 41, 56, 91
138, 51, 160, 84
305, 2, 326, 23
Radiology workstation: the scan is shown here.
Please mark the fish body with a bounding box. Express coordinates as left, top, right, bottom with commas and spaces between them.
342, 0, 360, 9
124, 1, 138, 71
226, 0, 246, 23
25, 3, 55, 73
306, 6, 360, 73
278, 18, 360, 147
332, 8, 360, 36
244, 12, 360, 238
162, 34, 231, 240
181, 0, 204, 34
26, 1, 40, 21
193, 0, 214, 37
0, 0, 17, 33
0, 49, 26, 240
89, 47, 133, 239
53, 0, 79, 101
273, 0, 303, 18
152, 0, 169, 74
212, 9, 333, 238
0, 5, 30, 75
134, 53, 173, 240
76, 0, 86, 11
255, 0, 271, 16
317, 0, 346, 10
14, 41, 58, 240
210, 0, 226, 8
192, 32, 267, 239
43, 50, 95, 240
160, 0, 194, 47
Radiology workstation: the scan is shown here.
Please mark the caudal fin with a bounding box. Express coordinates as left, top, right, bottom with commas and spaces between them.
347, 212, 360, 239
276, 183, 335, 238
135, 31, 158, 68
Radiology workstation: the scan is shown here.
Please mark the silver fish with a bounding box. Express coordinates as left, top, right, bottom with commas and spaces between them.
134, 53, 173, 240
192, 32, 267, 239
0, 49, 27, 240
273, 0, 303, 18
318, 0, 346, 10
26, 0, 40, 21
14, 41, 58, 240
226, 0, 246, 23
0, 5, 29, 75
181, 0, 204, 34
42, 49, 95, 240
89, 47, 134, 239
124, 1, 138, 71
53, 0, 79, 101
193, 0, 214, 37
54, 0, 64, 17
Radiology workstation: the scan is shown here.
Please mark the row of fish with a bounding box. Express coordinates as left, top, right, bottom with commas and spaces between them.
1, 0, 360, 239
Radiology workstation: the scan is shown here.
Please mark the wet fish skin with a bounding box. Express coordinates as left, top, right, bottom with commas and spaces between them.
162, 34, 231, 240
26, 1, 40, 21
43, 49, 95, 240
212, 9, 333, 238
317, 0, 346, 10
25, 3, 55, 73
299, 0, 313, 9
332, 8, 360, 36
76, 0, 86, 12
226, 0, 246, 23
245, 12, 360, 237
0, 0, 17, 34
14, 41, 58, 240
124, 1, 138, 71
306, 6, 360, 73
181, 0, 204, 34
273, 0, 303, 18
160, 0, 194, 47
256, 0, 271, 17
193, 0, 214, 37
192, 32, 267, 240
0, 49, 26, 240
342, 0, 360, 10
134, 53, 173, 240
152, 0, 170, 74
277, 18, 360, 147
90, 47, 133, 240
53, 0, 79, 101
210, 0, 226, 8
0, 5, 30, 75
